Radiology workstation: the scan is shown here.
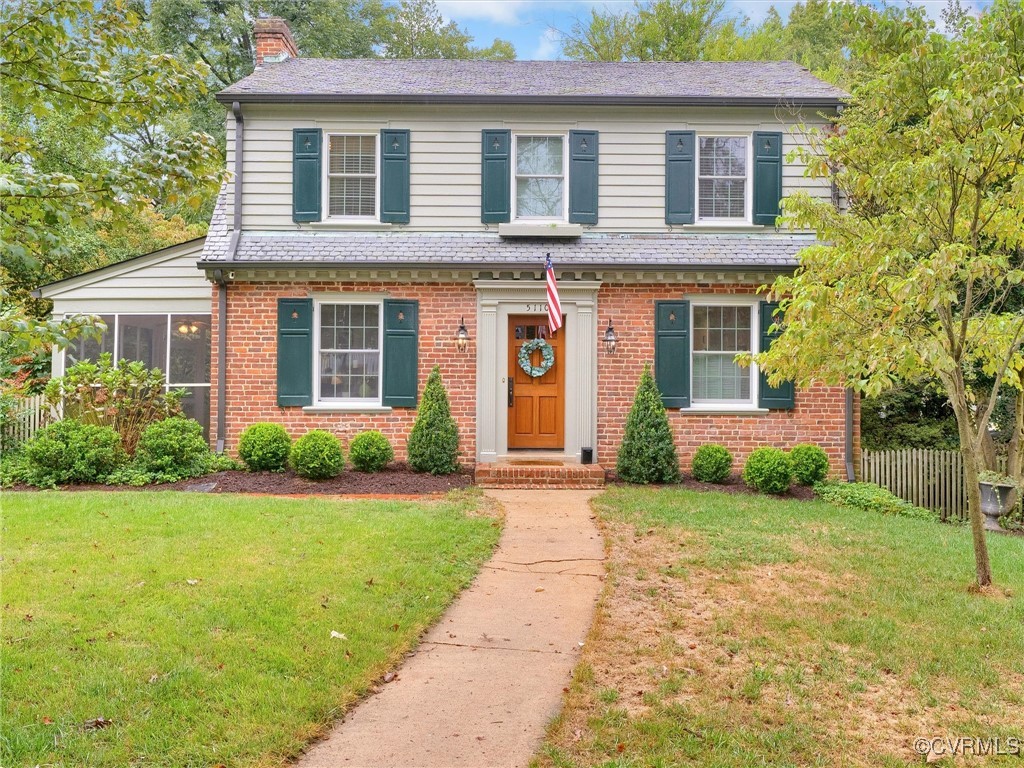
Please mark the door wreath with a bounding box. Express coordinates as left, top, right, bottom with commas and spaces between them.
517, 339, 555, 377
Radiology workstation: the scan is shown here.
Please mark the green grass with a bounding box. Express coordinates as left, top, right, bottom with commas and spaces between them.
537, 487, 1024, 768
1, 490, 500, 767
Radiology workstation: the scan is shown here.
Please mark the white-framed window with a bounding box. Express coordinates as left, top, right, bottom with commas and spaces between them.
325, 134, 378, 219
696, 135, 750, 222
513, 134, 567, 220
62, 313, 212, 435
315, 300, 383, 404
691, 300, 758, 405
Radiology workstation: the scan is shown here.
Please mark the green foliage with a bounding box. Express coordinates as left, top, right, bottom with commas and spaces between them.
789, 444, 830, 485
0, 449, 31, 488
691, 444, 733, 483
814, 481, 938, 521
289, 430, 345, 480
742, 447, 793, 494
862, 383, 959, 450
135, 417, 210, 478
44, 353, 183, 455
407, 366, 460, 475
237, 423, 292, 472
349, 430, 394, 473
617, 366, 680, 484
21, 420, 126, 488
380, 0, 515, 59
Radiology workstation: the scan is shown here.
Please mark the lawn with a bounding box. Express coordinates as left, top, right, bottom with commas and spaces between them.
1, 490, 500, 767
536, 487, 1024, 768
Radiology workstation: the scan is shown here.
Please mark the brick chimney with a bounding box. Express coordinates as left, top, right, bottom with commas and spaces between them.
253, 17, 298, 67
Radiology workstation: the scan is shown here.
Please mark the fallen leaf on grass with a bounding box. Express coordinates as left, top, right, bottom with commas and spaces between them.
42, 717, 53, 725
186, 579, 199, 586
83, 717, 111, 731
148, 674, 160, 684
617, 743, 626, 753
330, 631, 347, 640
383, 672, 397, 683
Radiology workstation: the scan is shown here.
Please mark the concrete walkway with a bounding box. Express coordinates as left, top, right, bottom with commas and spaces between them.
297, 489, 604, 768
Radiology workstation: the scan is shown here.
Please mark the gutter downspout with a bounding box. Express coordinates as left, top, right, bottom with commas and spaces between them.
845, 389, 856, 482
214, 101, 244, 454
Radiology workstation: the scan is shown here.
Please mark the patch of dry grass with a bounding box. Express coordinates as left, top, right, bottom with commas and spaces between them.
536, 487, 1024, 768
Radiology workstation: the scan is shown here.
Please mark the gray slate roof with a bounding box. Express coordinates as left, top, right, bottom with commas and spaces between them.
199, 196, 812, 269
217, 59, 846, 106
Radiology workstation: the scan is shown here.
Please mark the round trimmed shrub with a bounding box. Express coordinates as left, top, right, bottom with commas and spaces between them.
238, 423, 292, 472
691, 444, 733, 484
742, 447, 793, 494
789, 443, 830, 485
23, 419, 125, 487
349, 430, 394, 473
290, 430, 344, 480
136, 417, 209, 476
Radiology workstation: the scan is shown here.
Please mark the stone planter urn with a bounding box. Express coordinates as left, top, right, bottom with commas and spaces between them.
978, 481, 1014, 532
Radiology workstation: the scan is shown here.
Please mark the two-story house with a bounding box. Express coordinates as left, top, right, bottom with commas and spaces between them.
41, 18, 857, 479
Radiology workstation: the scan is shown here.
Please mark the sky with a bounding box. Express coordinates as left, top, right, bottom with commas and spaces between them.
433, 0, 981, 60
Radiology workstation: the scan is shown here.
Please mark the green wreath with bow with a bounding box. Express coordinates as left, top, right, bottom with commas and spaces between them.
517, 339, 555, 378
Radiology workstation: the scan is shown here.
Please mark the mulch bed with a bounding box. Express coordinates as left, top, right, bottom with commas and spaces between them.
608, 473, 817, 501
10, 463, 472, 496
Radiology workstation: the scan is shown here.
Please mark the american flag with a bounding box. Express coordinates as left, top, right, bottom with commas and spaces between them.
545, 254, 563, 333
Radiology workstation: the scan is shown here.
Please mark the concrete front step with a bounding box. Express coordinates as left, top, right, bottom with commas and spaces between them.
475, 462, 606, 489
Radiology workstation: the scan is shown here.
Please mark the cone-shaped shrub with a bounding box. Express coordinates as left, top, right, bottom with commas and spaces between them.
616, 365, 680, 484
407, 365, 459, 475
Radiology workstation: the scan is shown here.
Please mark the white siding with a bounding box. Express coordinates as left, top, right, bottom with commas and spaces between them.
230, 104, 834, 233
43, 239, 212, 317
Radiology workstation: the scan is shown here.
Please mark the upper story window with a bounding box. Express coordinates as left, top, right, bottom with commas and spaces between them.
697, 136, 749, 221
691, 303, 755, 404
327, 135, 377, 218
317, 302, 382, 403
514, 135, 566, 220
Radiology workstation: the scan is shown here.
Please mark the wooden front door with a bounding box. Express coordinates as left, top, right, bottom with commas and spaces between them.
508, 315, 564, 449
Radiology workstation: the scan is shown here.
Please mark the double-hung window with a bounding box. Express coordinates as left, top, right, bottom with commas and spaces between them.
317, 302, 382, 403
514, 135, 566, 220
697, 136, 749, 221
327, 135, 377, 218
691, 303, 755, 404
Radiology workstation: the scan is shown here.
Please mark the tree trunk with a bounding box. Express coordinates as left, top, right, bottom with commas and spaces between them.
944, 373, 994, 587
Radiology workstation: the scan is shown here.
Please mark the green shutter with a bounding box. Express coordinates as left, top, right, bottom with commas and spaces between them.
380, 129, 410, 223
481, 130, 511, 223
665, 131, 695, 225
568, 130, 598, 224
277, 298, 313, 406
752, 132, 783, 226
382, 299, 418, 407
655, 301, 690, 408
758, 301, 794, 409
292, 129, 322, 223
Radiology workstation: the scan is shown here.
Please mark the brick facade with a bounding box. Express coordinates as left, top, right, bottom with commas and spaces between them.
212, 278, 854, 476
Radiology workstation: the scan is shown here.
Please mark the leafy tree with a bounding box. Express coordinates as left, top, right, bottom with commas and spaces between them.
560, 8, 634, 62
616, 366, 680, 484
757, 2, 1024, 587
380, 0, 514, 59
861, 383, 959, 451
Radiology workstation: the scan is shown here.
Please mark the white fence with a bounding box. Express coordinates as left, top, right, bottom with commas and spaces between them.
861, 449, 1022, 523
2, 393, 52, 446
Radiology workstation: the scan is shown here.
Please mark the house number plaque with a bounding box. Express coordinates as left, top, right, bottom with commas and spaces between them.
524, 303, 549, 313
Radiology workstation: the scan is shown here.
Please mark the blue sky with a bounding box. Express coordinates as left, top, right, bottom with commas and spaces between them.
433, 0, 977, 60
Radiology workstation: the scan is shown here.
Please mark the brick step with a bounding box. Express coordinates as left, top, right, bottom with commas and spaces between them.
475, 463, 606, 489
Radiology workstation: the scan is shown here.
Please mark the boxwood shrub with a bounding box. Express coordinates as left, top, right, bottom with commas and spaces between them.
742, 447, 793, 494
135, 417, 210, 479
22, 419, 126, 487
691, 444, 732, 483
290, 430, 344, 480
790, 443, 830, 485
349, 430, 394, 473
238, 423, 291, 471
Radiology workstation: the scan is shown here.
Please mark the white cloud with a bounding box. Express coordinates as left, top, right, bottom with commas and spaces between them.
436, 0, 532, 25
532, 26, 562, 59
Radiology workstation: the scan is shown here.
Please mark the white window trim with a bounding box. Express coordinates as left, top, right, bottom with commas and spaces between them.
322, 132, 380, 223
688, 295, 760, 408
313, 297, 385, 407
695, 133, 752, 225
512, 133, 569, 223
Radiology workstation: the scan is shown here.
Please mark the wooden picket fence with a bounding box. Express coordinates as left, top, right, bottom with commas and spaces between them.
1, 393, 52, 446
861, 449, 1023, 523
